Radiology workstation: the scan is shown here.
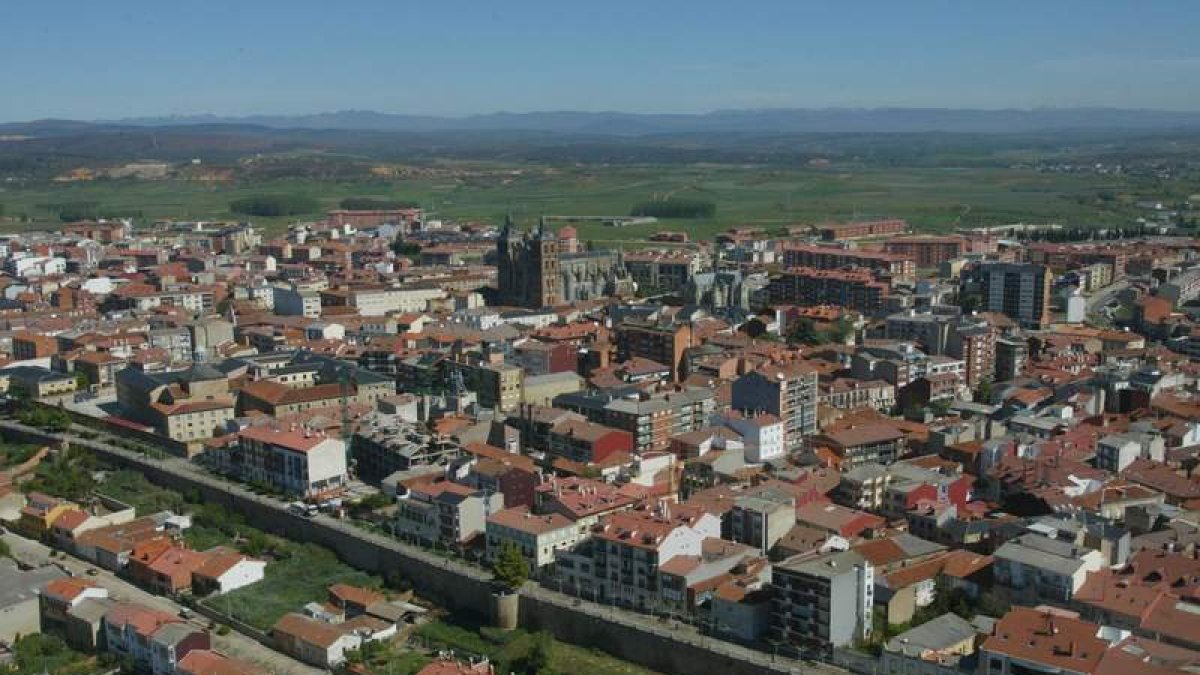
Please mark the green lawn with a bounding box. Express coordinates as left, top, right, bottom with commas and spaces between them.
0, 162, 1170, 241
97, 470, 186, 514
0, 442, 41, 468
204, 541, 379, 631
415, 618, 660, 675
91, 472, 382, 632
5, 633, 107, 674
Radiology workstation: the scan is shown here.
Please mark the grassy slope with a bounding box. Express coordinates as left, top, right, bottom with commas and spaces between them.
0, 163, 1159, 240
416, 619, 660, 675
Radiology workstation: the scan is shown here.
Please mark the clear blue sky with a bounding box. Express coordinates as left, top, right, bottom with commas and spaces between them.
4, 0, 1200, 121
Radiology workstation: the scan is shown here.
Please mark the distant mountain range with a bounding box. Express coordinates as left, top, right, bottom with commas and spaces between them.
76, 107, 1200, 135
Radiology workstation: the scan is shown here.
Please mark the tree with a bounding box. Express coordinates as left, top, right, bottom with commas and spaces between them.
74, 372, 90, 392
788, 318, 820, 345
391, 235, 421, 258
973, 379, 993, 404
826, 317, 855, 344
339, 197, 418, 210
492, 542, 529, 591
509, 632, 553, 675
229, 194, 318, 217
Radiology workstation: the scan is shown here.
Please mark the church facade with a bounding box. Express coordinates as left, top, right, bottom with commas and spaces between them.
496, 216, 561, 308
497, 216, 633, 307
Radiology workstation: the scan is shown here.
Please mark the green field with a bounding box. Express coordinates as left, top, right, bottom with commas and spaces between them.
415, 618, 660, 675
0, 162, 1173, 241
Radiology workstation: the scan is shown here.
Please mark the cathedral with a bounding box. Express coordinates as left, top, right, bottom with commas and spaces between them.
497, 216, 633, 307
496, 215, 561, 308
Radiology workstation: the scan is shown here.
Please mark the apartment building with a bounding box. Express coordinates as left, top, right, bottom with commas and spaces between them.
815, 219, 907, 241
444, 352, 524, 413
780, 242, 914, 277
235, 424, 349, 498
394, 480, 504, 548
963, 262, 1052, 330
546, 419, 634, 464
554, 386, 715, 454
485, 506, 582, 571
615, 320, 694, 382
810, 424, 907, 470
728, 489, 797, 554
556, 502, 723, 611
731, 362, 819, 451
770, 550, 874, 649
623, 250, 705, 292
992, 533, 1105, 604
768, 267, 892, 314
883, 236, 967, 268
946, 317, 997, 389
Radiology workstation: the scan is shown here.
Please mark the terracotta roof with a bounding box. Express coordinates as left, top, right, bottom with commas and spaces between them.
194, 547, 257, 580
329, 583, 385, 608
238, 423, 334, 454
982, 607, 1107, 673
50, 508, 90, 532
176, 649, 259, 675
273, 612, 346, 649
104, 602, 180, 638
42, 577, 101, 603
487, 506, 574, 535
1095, 636, 1200, 675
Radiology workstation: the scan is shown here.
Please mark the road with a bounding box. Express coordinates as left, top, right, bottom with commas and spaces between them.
0, 530, 321, 675
1085, 279, 1132, 318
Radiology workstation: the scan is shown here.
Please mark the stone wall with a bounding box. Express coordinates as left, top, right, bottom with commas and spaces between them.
0, 418, 840, 675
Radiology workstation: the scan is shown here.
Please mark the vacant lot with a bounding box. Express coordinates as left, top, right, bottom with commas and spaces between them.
0, 162, 1164, 241
204, 542, 379, 631
95, 471, 381, 632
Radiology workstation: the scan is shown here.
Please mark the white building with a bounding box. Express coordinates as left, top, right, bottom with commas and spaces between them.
1095, 432, 1165, 473
724, 413, 785, 463
992, 533, 1105, 604
5, 255, 67, 279
236, 425, 348, 497
350, 287, 446, 316
193, 549, 267, 595
560, 502, 723, 610
486, 506, 582, 570
770, 549, 874, 648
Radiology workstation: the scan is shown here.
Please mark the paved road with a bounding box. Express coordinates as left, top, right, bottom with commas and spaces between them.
1, 531, 321, 674
1085, 279, 1131, 316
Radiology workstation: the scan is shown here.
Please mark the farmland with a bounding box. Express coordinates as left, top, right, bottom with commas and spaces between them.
0, 161, 1175, 241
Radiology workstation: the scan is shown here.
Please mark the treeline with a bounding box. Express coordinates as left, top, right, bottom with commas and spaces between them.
339, 196, 418, 210
35, 200, 141, 222
629, 197, 716, 218
229, 194, 319, 217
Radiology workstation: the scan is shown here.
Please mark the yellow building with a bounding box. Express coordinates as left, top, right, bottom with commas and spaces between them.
17, 492, 77, 540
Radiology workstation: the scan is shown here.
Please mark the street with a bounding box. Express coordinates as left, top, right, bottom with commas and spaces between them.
1, 530, 322, 675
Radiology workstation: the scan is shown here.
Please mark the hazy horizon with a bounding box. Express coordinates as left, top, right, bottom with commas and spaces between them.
4, 1, 1200, 123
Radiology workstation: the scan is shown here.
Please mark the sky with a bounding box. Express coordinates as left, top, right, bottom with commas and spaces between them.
3, 1, 1200, 122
